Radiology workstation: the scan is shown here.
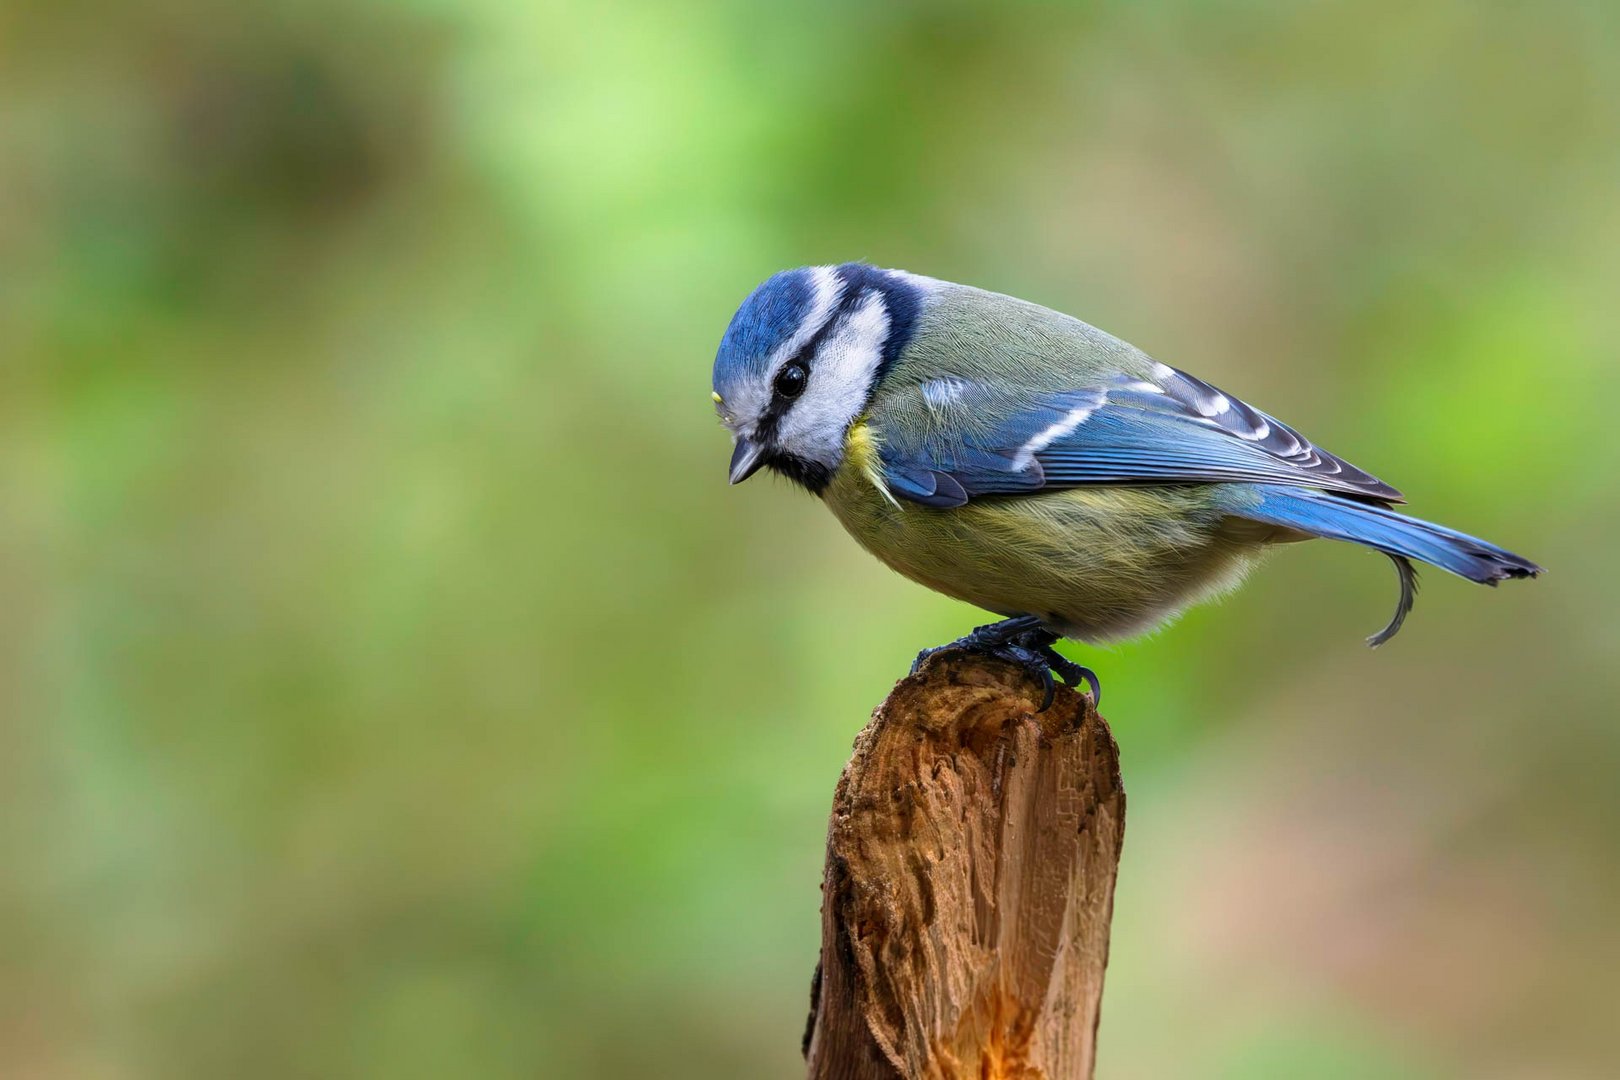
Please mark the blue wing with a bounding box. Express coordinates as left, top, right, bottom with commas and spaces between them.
876, 367, 1402, 509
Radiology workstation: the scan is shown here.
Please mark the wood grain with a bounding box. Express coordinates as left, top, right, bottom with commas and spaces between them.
805, 652, 1125, 1080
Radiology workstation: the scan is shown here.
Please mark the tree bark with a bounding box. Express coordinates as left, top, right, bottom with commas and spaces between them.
804, 652, 1125, 1080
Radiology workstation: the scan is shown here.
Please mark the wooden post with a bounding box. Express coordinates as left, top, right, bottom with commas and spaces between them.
804, 652, 1126, 1080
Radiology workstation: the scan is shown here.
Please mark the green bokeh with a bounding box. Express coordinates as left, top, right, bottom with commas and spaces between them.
3, 1, 1617, 1076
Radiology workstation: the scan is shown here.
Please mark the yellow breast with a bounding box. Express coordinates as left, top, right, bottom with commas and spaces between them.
821, 426, 1260, 643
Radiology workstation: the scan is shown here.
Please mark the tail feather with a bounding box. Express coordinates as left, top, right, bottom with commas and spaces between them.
1237, 484, 1541, 644
1368, 554, 1418, 647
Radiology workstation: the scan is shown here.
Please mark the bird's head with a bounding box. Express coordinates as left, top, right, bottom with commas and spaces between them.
712, 264, 926, 493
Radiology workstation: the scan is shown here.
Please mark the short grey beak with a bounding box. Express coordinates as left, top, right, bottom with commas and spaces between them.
729, 438, 767, 485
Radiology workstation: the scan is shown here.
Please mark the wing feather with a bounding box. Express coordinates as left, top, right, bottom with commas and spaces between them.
873, 366, 1401, 508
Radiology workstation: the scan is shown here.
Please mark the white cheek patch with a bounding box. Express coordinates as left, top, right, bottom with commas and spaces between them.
775, 292, 891, 468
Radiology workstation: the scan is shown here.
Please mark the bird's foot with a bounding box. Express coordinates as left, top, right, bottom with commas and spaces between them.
1035, 643, 1101, 708
911, 616, 1100, 711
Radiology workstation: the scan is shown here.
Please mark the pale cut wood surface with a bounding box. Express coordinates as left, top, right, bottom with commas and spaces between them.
804, 653, 1125, 1080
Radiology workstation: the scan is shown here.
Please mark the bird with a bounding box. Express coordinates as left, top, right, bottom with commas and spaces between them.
711, 263, 1541, 707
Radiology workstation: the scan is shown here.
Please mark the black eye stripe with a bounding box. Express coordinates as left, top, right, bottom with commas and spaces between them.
784, 300, 845, 375
754, 268, 915, 439
756, 297, 849, 433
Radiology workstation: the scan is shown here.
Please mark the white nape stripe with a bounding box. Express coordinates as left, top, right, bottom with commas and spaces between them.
1012, 393, 1106, 469
767, 265, 843, 368
884, 269, 943, 295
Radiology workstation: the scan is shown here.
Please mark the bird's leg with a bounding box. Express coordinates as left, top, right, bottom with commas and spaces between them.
911, 616, 1099, 711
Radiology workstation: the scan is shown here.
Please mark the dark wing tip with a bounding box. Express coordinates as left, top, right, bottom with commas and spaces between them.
1340, 476, 1406, 504
1151, 366, 1405, 503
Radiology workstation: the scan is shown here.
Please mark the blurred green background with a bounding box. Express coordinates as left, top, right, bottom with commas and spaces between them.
4, 0, 1618, 1076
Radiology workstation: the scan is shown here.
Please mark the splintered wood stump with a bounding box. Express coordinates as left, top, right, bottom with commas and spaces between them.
804, 653, 1125, 1080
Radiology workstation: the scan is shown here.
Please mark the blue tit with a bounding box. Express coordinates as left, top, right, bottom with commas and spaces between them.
711, 263, 1541, 705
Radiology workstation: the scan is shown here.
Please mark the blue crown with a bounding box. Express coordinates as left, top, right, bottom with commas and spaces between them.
712, 268, 818, 397
713, 264, 924, 402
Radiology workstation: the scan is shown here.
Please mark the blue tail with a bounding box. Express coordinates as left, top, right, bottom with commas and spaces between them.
1235, 484, 1542, 645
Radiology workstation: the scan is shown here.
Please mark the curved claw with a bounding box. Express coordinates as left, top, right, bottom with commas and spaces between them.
1038, 646, 1102, 707
997, 642, 1057, 711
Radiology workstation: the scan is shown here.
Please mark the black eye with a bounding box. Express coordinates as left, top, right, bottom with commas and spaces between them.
773, 361, 808, 400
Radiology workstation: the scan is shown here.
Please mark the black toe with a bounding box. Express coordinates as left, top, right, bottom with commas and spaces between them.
1037, 645, 1102, 707
909, 617, 1098, 713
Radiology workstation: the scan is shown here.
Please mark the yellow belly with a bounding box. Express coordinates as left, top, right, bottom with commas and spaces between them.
822, 428, 1266, 643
